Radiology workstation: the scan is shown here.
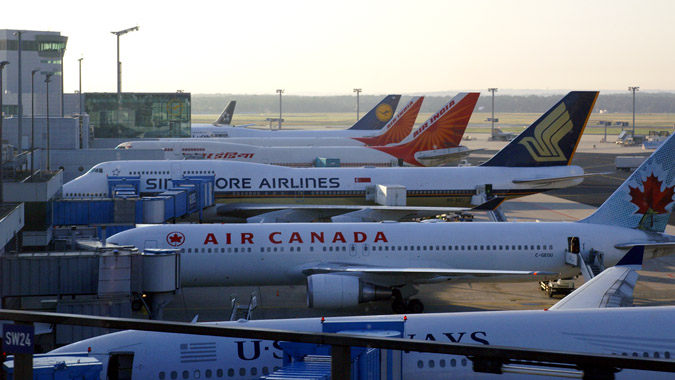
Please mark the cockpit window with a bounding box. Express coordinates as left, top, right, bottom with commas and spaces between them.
86, 167, 104, 174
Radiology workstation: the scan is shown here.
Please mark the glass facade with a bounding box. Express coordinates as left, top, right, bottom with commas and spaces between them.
85, 93, 191, 138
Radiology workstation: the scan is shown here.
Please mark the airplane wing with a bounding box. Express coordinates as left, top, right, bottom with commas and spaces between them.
215, 198, 504, 223
302, 263, 557, 279
414, 147, 481, 167
548, 267, 638, 310
512, 172, 613, 186
549, 246, 644, 310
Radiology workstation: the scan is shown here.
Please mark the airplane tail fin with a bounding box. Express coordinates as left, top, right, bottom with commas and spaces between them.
347, 95, 401, 130
353, 97, 424, 146
580, 133, 675, 233
481, 91, 598, 167
371, 92, 479, 166
214, 101, 237, 125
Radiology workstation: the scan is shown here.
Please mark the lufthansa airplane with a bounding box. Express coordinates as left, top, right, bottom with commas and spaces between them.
114, 93, 476, 167
63, 92, 598, 222
105, 134, 675, 312
49, 259, 675, 380
140, 96, 424, 147
193, 95, 402, 138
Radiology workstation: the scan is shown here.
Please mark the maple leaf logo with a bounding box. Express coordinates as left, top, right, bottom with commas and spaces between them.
629, 173, 675, 215
166, 232, 185, 247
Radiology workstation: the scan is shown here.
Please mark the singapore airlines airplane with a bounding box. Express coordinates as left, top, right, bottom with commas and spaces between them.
114, 93, 476, 167
50, 261, 675, 380
62, 92, 598, 222
128, 97, 423, 148
105, 133, 675, 313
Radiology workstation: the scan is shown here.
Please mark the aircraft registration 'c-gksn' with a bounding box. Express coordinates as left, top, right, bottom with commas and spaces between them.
49, 261, 675, 380
115, 93, 476, 167
106, 131, 675, 313
191, 95, 402, 138
63, 92, 599, 222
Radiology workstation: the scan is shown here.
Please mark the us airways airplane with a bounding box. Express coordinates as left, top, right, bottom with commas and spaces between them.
105, 133, 675, 313
50, 260, 675, 380
62, 92, 597, 223
114, 93, 476, 167
130, 96, 424, 148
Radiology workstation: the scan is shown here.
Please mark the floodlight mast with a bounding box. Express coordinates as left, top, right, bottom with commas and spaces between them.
111, 26, 139, 94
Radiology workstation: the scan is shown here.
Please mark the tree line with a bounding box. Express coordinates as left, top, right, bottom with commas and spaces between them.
191, 93, 675, 114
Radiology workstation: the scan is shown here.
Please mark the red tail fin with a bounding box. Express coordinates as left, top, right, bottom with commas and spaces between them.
371, 92, 479, 166
353, 97, 424, 146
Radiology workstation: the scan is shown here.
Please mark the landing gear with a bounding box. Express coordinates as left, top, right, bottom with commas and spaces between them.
391, 290, 425, 314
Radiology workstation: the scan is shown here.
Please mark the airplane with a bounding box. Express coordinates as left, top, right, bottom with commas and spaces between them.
113, 93, 477, 167
48, 253, 675, 380
192, 95, 402, 139
104, 132, 675, 313
191, 101, 253, 138
63, 92, 597, 223
123, 96, 424, 148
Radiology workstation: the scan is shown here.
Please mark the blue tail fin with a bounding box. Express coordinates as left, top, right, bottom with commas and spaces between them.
348, 95, 401, 130
481, 91, 598, 167
581, 133, 675, 233
214, 101, 236, 125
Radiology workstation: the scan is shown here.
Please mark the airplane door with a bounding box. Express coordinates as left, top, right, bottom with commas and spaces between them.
144, 240, 158, 250
349, 244, 357, 257
171, 163, 182, 180
107, 352, 134, 380
362, 243, 370, 256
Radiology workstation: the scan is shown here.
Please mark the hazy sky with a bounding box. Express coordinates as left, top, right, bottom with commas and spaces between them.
5, 0, 675, 95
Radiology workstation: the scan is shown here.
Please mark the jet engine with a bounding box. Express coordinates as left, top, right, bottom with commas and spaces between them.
306, 274, 393, 308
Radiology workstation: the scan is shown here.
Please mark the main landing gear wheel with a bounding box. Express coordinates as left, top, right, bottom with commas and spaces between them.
407, 299, 424, 314
391, 298, 425, 314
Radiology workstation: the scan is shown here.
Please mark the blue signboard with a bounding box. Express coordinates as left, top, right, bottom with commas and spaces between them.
2, 324, 35, 354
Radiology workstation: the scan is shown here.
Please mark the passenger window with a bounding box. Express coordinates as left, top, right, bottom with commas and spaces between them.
239, 368, 246, 376
251, 368, 257, 376
194, 370, 201, 379
226, 368, 232, 377
159, 372, 166, 380
205, 369, 212, 378
171, 371, 177, 379
183, 371, 189, 379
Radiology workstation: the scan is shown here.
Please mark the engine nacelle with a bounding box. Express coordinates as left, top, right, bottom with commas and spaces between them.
306, 274, 393, 309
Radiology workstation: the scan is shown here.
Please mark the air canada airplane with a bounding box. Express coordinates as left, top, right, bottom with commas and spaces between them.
63, 92, 598, 221
49, 259, 675, 380
115, 93, 476, 167
194, 95, 402, 139
129, 97, 423, 148
106, 132, 675, 313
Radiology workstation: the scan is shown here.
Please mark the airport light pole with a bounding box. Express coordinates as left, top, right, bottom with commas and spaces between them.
0, 61, 10, 203
45, 73, 53, 171
111, 26, 139, 94
488, 88, 498, 137
276, 89, 284, 129
78, 57, 83, 114
353, 88, 362, 121
629, 86, 639, 137
13, 31, 23, 153
31, 69, 38, 180
60, 47, 65, 117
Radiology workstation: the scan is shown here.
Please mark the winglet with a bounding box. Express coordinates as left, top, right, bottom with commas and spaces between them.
471, 197, 506, 211
214, 101, 236, 125
615, 246, 644, 268
348, 95, 401, 130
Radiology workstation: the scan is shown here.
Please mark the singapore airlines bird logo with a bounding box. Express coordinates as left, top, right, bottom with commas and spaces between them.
518, 102, 573, 162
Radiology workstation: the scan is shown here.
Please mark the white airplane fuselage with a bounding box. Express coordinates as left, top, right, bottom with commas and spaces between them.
62, 160, 584, 206
115, 140, 451, 167
106, 222, 665, 288
51, 307, 675, 380
192, 125, 389, 138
